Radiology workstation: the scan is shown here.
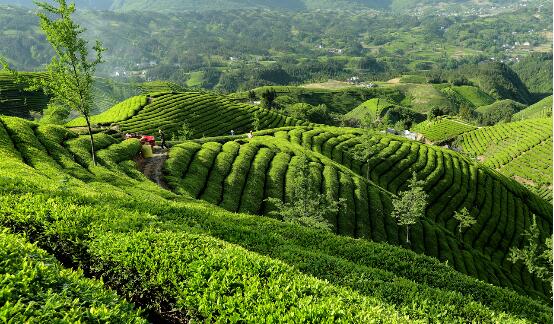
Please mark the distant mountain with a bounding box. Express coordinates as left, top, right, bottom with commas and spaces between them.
0, 0, 524, 12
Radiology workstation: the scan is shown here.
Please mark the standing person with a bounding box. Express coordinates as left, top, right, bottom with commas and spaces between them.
230, 129, 235, 136
247, 130, 254, 139
159, 129, 167, 149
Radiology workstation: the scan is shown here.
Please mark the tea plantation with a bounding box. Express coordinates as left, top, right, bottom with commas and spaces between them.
0, 114, 552, 322
67, 92, 310, 137
513, 96, 553, 121
1, 82, 553, 323
457, 118, 553, 201
412, 117, 477, 143
0, 72, 49, 119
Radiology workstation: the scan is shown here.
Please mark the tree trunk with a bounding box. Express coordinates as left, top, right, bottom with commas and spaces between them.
406, 225, 410, 244
85, 115, 97, 166
366, 159, 370, 181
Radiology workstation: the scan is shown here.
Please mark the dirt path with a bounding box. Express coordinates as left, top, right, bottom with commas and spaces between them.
140, 146, 170, 190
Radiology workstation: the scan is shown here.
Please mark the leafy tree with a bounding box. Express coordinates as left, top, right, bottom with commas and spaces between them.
173, 122, 193, 141
453, 208, 476, 240
266, 155, 343, 232
261, 88, 277, 110
509, 216, 553, 285
391, 172, 428, 244
1, 0, 105, 165
248, 90, 257, 103
427, 107, 444, 120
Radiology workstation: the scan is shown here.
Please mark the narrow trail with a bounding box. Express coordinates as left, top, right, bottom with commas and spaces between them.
140, 146, 170, 190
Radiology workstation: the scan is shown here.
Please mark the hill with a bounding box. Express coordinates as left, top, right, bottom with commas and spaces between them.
0, 0, 518, 12
166, 126, 553, 300
461, 62, 532, 105
233, 86, 406, 115
474, 99, 527, 125
1, 116, 551, 322
441, 85, 496, 108
456, 118, 553, 201
513, 96, 553, 121
344, 98, 425, 125
412, 117, 477, 143
512, 52, 553, 100
67, 92, 311, 138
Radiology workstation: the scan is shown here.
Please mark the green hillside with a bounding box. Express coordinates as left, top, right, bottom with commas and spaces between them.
0, 72, 49, 119
1, 116, 551, 322
441, 85, 496, 108
166, 126, 552, 300
233, 86, 406, 115
463, 62, 532, 105
456, 118, 553, 201
67, 92, 310, 138
344, 98, 424, 124
412, 117, 477, 143
512, 53, 553, 100
513, 96, 553, 121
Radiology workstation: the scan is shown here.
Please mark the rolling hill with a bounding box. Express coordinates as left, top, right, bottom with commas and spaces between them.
441, 85, 496, 108
165, 124, 553, 299
0, 0, 518, 11
456, 118, 553, 202
344, 98, 425, 124
463, 62, 532, 105
1, 115, 551, 322
67, 92, 311, 137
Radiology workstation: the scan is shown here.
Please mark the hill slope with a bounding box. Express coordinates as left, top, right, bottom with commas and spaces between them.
165, 126, 553, 300
0, 116, 550, 322
513, 96, 553, 121
67, 92, 311, 138
456, 118, 553, 201
412, 117, 477, 143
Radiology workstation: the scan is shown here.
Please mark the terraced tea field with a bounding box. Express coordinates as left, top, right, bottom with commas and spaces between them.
412, 117, 477, 143
165, 126, 552, 299
68, 92, 310, 137
457, 118, 553, 201
513, 96, 553, 121
1, 115, 550, 322
0, 72, 49, 118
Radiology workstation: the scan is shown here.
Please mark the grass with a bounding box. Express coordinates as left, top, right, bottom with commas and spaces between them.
445, 86, 496, 108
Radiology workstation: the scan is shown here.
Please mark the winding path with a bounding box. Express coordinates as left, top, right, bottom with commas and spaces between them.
140, 146, 170, 190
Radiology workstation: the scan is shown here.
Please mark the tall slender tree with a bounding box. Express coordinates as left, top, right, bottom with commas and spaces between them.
391, 172, 428, 244
2, 0, 105, 165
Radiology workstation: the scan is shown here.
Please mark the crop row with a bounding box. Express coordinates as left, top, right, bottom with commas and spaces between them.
0, 117, 551, 321
412, 118, 477, 142
88, 92, 312, 138
165, 129, 552, 298
457, 118, 552, 198
67, 95, 148, 127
